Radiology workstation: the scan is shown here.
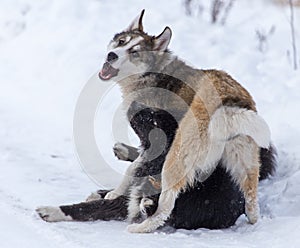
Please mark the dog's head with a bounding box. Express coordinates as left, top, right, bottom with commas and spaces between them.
99, 10, 172, 81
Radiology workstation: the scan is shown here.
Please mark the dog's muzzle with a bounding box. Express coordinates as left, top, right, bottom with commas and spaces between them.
99, 62, 119, 81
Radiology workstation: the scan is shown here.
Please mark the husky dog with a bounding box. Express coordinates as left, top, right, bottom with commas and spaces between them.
36, 10, 276, 231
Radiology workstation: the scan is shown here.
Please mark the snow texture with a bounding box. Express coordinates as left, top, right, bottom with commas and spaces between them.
0, 0, 300, 247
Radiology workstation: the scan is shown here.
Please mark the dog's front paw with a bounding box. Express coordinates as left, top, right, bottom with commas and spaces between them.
246, 204, 260, 224
127, 217, 162, 233
36, 206, 72, 222
127, 223, 149, 233
104, 190, 120, 200
85, 192, 102, 202
113, 142, 130, 161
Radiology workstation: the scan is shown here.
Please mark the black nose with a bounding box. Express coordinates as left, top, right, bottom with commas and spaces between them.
107, 52, 118, 63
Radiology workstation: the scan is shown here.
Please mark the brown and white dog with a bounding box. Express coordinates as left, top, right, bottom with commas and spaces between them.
36, 10, 275, 232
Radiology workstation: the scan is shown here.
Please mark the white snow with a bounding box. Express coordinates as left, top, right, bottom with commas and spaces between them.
0, 0, 300, 247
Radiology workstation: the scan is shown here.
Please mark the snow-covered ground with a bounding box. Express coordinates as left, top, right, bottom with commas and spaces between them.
0, 0, 300, 247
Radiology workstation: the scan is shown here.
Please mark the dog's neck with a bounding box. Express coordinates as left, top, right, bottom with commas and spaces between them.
117, 52, 199, 111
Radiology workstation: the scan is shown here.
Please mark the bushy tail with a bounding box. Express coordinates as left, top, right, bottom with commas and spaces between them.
259, 144, 277, 180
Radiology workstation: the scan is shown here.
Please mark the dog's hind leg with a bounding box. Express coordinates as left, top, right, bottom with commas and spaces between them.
36, 195, 128, 222
222, 135, 261, 224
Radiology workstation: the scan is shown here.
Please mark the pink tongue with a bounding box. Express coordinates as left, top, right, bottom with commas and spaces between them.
99, 62, 113, 80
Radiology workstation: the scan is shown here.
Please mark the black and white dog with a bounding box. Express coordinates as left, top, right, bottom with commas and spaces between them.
36, 10, 276, 231
37, 101, 275, 229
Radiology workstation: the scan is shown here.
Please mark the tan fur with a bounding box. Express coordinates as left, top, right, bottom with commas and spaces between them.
148, 176, 161, 190
203, 70, 257, 111
221, 135, 261, 223
162, 130, 188, 192
162, 95, 213, 193
243, 166, 260, 224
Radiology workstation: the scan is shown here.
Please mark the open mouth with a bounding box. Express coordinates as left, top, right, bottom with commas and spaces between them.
99, 62, 119, 81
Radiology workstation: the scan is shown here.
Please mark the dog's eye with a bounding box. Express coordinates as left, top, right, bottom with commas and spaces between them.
118, 39, 125, 46
131, 51, 140, 58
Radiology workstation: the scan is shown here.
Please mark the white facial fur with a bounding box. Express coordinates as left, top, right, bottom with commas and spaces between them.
105, 36, 148, 80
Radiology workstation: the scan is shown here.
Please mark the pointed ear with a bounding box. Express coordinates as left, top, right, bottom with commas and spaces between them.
125, 9, 145, 32
153, 27, 172, 51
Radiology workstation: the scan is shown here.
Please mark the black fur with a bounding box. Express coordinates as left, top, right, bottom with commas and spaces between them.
222, 96, 255, 111
259, 146, 277, 180
141, 72, 196, 106
127, 101, 183, 177
60, 190, 128, 221
168, 165, 245, 229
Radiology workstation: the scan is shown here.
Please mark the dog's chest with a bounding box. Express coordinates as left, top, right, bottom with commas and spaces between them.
126, 101, 184, 150
127, 101, 184, 179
